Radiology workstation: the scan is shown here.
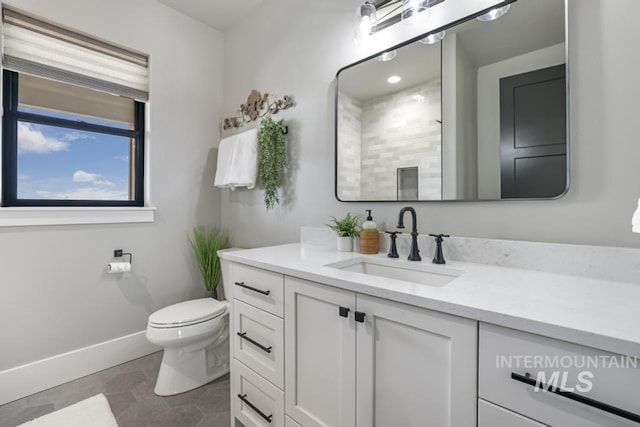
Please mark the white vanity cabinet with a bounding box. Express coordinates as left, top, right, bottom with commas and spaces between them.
478, 323, 640, 427
230, 263, 286, 427
284, 276, 477, 427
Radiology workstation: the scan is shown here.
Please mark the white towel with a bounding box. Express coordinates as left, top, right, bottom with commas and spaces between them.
214, 134, 235, 188
214, 128, 258, 189
632, 198, 640, 233
226, 128, 258, 189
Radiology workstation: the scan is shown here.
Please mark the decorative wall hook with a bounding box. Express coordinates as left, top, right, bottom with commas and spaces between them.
223, 89, 295, 130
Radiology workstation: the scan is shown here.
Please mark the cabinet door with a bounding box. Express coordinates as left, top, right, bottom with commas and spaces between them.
284, 277, 356, 427
356, 294, 477, 427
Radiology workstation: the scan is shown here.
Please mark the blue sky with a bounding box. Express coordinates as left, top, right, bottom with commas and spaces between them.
16, 109, 132, 200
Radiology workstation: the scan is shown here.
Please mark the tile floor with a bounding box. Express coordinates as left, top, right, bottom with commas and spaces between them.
0, 351, 231, 427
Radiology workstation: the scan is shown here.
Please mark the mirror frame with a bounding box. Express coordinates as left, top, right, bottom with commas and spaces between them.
334, 0, 569, 202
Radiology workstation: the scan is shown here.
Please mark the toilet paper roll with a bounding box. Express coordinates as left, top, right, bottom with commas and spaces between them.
108, 262, 131, 273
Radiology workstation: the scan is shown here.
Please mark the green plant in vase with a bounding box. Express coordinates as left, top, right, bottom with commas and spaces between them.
189, 225, 231, 299
327, 213, 361, 252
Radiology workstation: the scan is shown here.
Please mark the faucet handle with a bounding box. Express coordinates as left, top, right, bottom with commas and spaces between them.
385, 231, 400, 258
429, 233, 450, 242
429, 234, 449, 264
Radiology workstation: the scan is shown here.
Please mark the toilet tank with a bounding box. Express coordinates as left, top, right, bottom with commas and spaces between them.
218, 248, 243, 301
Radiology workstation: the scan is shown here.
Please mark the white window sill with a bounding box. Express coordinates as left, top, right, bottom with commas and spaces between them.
0, 206, 156, 227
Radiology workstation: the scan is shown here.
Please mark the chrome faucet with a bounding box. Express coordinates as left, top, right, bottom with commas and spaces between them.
397, 207, 421, 261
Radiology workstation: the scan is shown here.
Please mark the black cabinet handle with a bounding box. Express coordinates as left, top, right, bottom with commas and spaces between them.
339, 307, 350, 318
511, 372, 640, 424
237, 394, 273, 423
237, 332, 272, 353
235, 281, 271, 296
355, 311, 366, 323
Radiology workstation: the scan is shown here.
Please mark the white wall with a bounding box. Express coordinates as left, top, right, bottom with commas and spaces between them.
0, 0, 224, 396
360, 80, 442, 201
442, 34, 478, 200
336, 91, 362, 200
222, 0, 640, 249
477, 43, 566, 199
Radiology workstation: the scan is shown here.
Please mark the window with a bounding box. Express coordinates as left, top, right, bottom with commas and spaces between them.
2, 71, 145, 206
1, 7, 149, 208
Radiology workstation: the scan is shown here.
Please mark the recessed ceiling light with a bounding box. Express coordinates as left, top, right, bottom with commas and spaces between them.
477, 4, 511, 22
387, 75, 401, 84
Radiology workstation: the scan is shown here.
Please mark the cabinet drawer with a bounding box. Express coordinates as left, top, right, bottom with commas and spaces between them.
232, 263, 284, 317
234, 359, 284, 427
478, 399, 545, 427
479, 323, 640, 426
234, 299, 284, 389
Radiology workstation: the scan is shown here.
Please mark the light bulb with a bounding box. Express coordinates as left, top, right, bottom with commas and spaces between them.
419, 30, 445, 44
477, 4, 511, 22
356, 2, 377, 37
377, 50, 397, 62
387, 75, 401, 84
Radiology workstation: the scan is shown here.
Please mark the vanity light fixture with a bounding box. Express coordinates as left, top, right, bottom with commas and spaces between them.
356, 2, 377, 36
377, 50, 397, 61
477, 4, 510, 21
387, 75, 402, 84
419, 30, 445, 44
401, 0, 431, 21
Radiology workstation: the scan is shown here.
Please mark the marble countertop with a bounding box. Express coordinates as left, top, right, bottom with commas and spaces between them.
220, 243, 640, 357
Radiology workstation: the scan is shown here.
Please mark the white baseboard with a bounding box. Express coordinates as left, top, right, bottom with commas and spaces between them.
0, 330, 158, 405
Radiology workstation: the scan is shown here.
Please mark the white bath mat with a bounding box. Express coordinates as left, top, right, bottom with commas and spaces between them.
18, 393, 117, 427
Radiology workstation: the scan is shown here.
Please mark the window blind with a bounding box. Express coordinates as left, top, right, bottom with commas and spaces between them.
2, 8, 149, 101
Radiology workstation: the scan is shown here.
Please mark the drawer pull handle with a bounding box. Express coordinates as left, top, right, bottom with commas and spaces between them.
355, 311, 366, 323
238, 393, 273, 423
237, 332, 272, 353
339, 306, 350, 318
511, 372, 640, 424
235, 281, 271, 296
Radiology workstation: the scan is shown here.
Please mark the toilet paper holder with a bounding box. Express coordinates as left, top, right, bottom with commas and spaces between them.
113, 249, 132, 265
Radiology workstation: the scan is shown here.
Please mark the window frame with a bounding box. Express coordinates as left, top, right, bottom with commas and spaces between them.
1, 70, 145, 207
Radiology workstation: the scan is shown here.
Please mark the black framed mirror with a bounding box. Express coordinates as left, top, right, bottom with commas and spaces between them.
335, 0, 568, 201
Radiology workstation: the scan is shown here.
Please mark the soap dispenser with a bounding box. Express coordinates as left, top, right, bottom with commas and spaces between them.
360, 209, 379, 254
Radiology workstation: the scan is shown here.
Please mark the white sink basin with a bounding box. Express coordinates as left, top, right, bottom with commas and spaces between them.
325, 257, 464, 287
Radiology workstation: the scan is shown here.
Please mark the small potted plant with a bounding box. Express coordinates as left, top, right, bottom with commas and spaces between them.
189, 225, 231, 299
327, 213, 361, 252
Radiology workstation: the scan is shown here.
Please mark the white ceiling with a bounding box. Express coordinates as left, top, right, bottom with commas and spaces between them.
157, 0, 264, 31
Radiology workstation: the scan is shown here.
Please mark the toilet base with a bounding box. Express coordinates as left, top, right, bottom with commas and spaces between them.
154, 326, 230, 396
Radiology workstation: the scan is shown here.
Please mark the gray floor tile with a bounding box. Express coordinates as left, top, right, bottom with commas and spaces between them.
0, 350, 231, 427
197, 411, 231, 427
164, 386, 208, 408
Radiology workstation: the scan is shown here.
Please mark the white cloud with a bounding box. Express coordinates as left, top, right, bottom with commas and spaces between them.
18, 123, 69, 154
36, 187, 128, 200
61, 131, 94, 142
114, 155, 129, 163
72, 170, 115, 187
73, 170, 100, 182
92, 180, 115, 187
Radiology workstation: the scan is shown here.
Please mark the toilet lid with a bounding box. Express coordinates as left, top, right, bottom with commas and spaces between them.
149, 298, 227, 328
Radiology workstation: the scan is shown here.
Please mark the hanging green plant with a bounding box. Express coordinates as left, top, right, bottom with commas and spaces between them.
258, 116, 287, 210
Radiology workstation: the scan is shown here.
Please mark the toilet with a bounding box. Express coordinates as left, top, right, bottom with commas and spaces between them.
146, 252, 236, 396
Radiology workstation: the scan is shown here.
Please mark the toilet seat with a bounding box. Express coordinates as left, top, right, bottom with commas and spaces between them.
149, 298, 227, 328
